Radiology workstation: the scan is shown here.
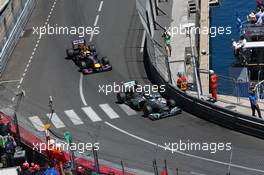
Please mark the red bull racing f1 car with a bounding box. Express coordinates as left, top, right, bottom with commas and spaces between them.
66, 38, 112, 74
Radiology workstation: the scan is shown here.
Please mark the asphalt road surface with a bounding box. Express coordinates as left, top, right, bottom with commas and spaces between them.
1, 0, 264, 174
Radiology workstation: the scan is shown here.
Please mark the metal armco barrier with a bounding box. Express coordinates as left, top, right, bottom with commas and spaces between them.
0, 0, 36, 77
143, 38, 264, 139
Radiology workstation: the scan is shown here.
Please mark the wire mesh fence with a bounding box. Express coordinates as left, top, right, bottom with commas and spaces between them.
146, 33, 171, 83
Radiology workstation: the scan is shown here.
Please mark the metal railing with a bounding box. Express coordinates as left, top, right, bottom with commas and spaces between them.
216, 74, 245, 104
255, 79, 264, 102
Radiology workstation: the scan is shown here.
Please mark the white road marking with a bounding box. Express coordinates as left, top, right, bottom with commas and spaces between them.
98, 1, 103, 12
64, 110, 84, 125
82, 107, 102, 122
79, 73, 88, 106
17, 85, 20, 89
11, 97, 15, 101
94, 15, 99, 26
19, 78, 24, 84
47, 113, 65, 128
104, 121, 264, 173
99, 104, 119, 119
140, 30, 146, 53
16, 0, 57, 89
89, 33, 94, 42
29, 116, 44, 131
118, 104, 137, 116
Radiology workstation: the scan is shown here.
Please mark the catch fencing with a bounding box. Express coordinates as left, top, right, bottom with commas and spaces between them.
0, 0, 36, 76
145, 33, 171, 83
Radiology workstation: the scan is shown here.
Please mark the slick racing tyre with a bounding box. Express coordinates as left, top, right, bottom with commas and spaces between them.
117, 92, 126, 104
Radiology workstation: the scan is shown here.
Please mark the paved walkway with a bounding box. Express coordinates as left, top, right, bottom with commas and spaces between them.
188, 90, 264, 118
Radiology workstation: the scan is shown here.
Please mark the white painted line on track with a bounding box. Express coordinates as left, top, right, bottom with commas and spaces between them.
118, 104, 137, 116
79, 73, 88, 106
64, 110, 84, 125
140, 30, 146, 53
99, 104, 119, 119
19, 77, 24, 84
29, 116, 44, 131
89, 33, 94, 42
47, 113, 65, 128
82, 107, 102, 122
16, 0, 57, 91
94, 15, 99, 27
98, 1, 103, 12
104, 121, 264, 173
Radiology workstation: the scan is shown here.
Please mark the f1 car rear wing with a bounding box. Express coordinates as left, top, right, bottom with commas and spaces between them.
73, 38, 86, 45
72, 38, 86, 49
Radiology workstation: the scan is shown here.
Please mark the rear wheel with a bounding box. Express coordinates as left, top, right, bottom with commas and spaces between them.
167, 99, 176, 109
117, 92, 126, 104
144, 105, 153, 116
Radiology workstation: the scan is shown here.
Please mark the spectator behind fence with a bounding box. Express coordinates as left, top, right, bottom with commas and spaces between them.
44, 161, 59, 175
249, 90, 262, 118
162, 31, 172, 57
20, 161, 32, 175
0, 134, 7, 157
5, 134, 16, 167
